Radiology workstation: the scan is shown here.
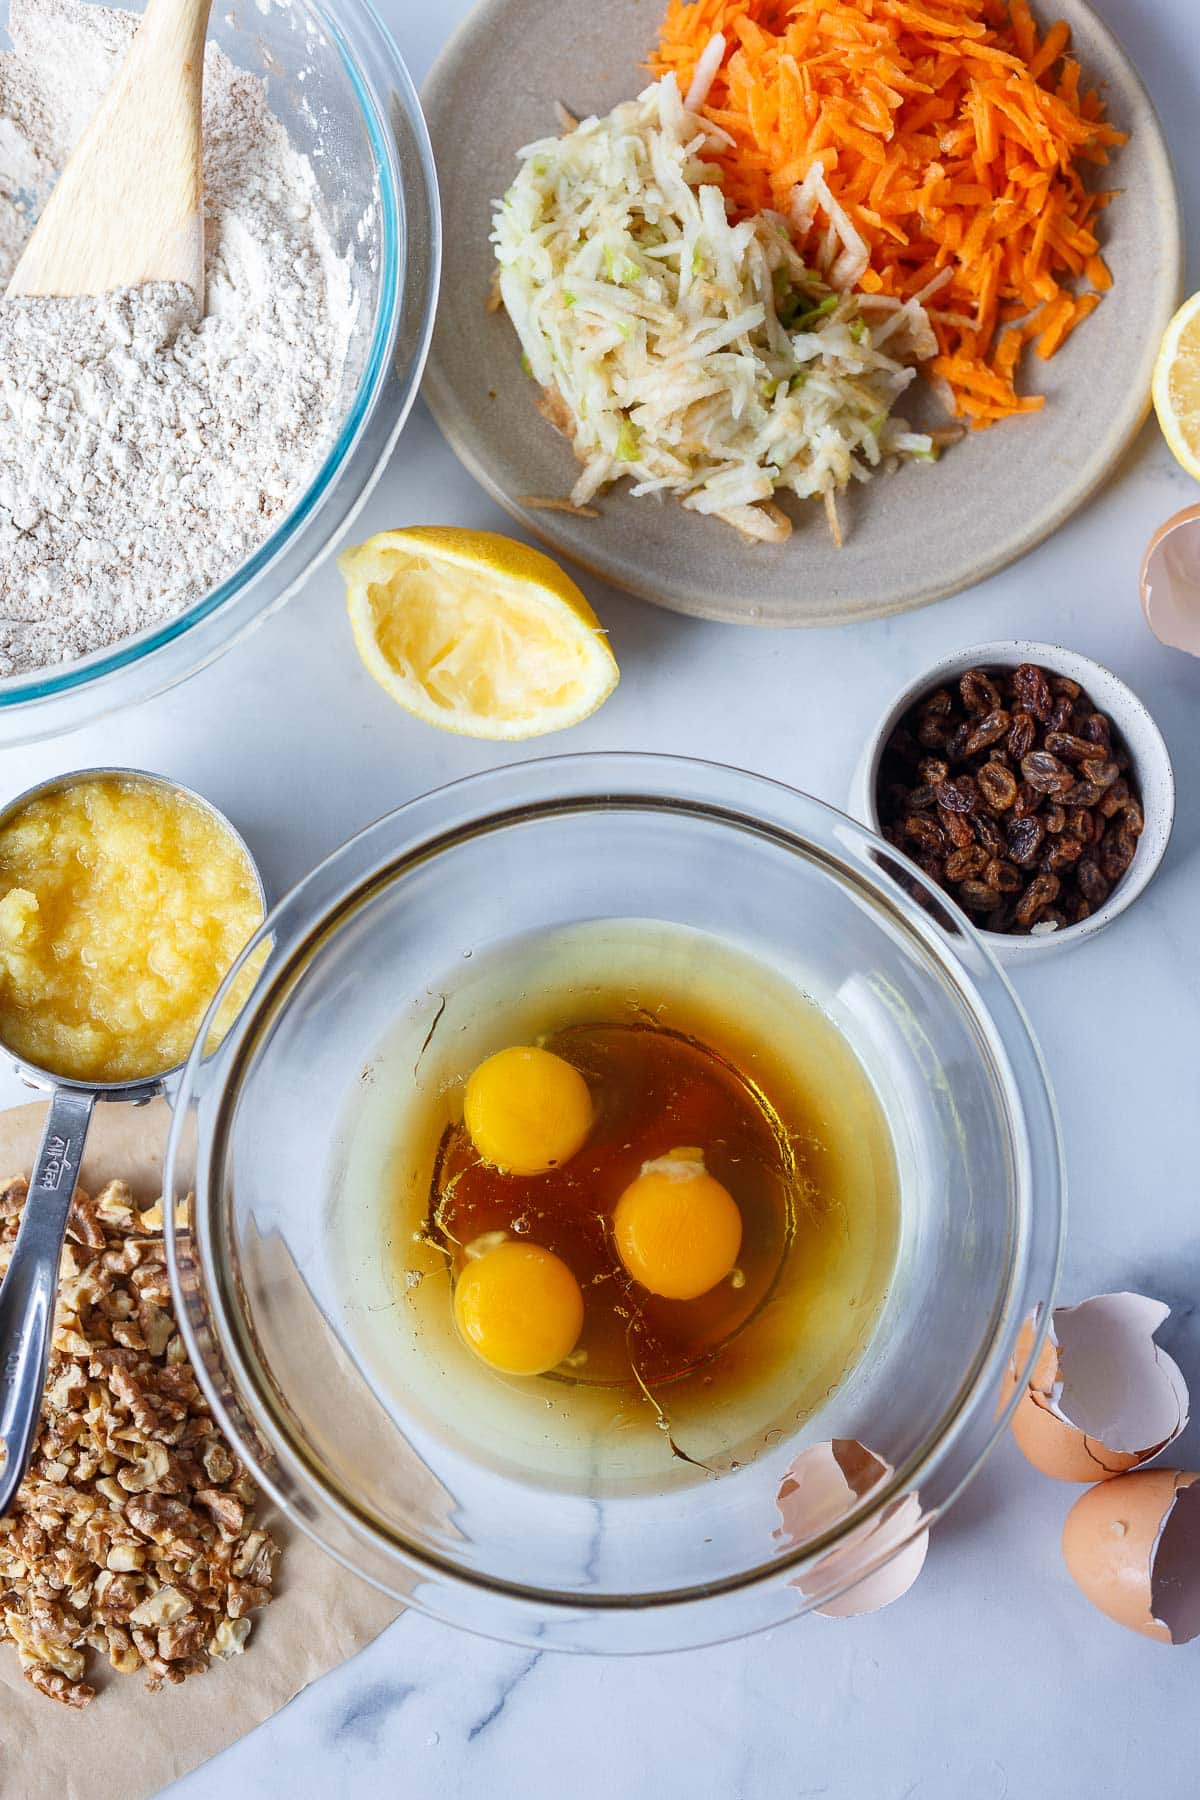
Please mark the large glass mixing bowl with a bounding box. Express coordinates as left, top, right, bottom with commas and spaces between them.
0, 0, 439, 744
164, 756, 1064, 1652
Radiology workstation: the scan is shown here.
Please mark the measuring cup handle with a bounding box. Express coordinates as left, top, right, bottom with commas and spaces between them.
0, 1088, 96, 1516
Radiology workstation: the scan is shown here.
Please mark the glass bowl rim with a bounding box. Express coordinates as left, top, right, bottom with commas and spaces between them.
0, 0, 430, 715
165, 752, 1065, 1621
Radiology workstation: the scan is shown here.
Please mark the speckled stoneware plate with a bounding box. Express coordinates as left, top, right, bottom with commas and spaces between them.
421, 0, 1182, 626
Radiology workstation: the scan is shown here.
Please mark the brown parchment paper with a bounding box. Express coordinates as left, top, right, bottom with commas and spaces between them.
0, 1099, 402, 1800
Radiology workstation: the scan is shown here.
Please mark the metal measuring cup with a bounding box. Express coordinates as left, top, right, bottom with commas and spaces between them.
0, 767, 266, 1515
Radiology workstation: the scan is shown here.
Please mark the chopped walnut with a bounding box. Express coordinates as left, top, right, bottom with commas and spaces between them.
210, 1615, 251, 1659
0, 1175, 280, 1707
129, 1583, 192, 1629
24, 1662, 95, 1707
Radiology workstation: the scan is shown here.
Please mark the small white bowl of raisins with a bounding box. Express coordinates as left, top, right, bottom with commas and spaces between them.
850, 641, 1175, 960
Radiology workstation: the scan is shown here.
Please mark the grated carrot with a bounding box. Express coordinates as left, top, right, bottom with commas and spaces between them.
1085, 252, 1112, 291
651, 0, 1124, 426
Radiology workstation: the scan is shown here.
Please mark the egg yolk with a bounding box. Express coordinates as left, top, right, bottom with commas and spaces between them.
613, 1149, 742, 1301
453, 1241, 584, 1376
463, 1045, 593, 1175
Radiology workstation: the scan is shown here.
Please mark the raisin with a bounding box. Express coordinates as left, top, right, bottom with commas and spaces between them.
974, 815, 1005, 856
1044, 731, 1097, 765
886, 727, 920, 766
1007, 815, 1045, 865
1098, 779, 1130, 819
1066, 897, 1090, 925
1100, 826, 1137, 880
904, 815, 945, 853
1076, 859, 1109, 905
1080, 712, 1112, 746
1012, 663, 1052, 721
959, 669, 1001, 715
958, 880, 1002, 912
945, 846, 989, 881
916, 691, 953, 749
916, 714, 950, 751
945, 721, 974, 762
1047, 696, 1074, 733
936, 775, 979, 814
906, 784, 937, 811
1080, 758, 1120, 789
1118, 799, 1145, 837
1044, 836, 1084, 872
1043, 804, 1067, 835
1012, 782, 1041, 819
1015, 872, 1060, 927
942, 809, 975, 849
1020, 750, 1074, 795
1007, 712, 1036, 760
977, 761, 1018, 812
1063, 781, 1103, 809
964, 709, 1010, 755
1112, 828, 1136, 875
1065, 807, 1096, 844
985, 898, 1017, 933
1049, 675, 1082, 699
917, 757, 949, 788
985, 858, 1022, 893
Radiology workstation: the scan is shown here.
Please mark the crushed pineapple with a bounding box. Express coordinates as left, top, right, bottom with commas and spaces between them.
0, 775, 263, 1084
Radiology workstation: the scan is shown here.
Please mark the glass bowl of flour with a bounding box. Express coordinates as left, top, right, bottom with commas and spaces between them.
0, 0, 438, 742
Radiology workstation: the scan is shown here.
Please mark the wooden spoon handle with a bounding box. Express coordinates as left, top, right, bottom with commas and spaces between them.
5, 0, 215, 304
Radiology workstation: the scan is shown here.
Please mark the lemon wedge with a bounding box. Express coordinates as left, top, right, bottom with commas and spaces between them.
339, 527, 618, 740
1153, 292, 1200, 480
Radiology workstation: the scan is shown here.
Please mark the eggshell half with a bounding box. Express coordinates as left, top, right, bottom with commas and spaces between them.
810, 1493, 929, 1618
1009, 1293, 1189, 1482
1063, 1470, 1200, 1642
776, 1439, 882, 1543
776, 1439, 929, 1618
1140, 506, 1200, 656
998, 1314, 1055, 1419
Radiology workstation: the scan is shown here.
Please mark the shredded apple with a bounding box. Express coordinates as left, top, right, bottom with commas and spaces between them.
651, 0, 1125, 426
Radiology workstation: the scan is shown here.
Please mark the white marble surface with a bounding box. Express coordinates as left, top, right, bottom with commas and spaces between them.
5, 0, 1200, 1792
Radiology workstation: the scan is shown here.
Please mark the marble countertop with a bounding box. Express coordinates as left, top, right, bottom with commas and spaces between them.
5, 0, 1200, 1791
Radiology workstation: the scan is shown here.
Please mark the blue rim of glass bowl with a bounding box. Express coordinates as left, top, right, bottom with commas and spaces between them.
0, 0, 409, 710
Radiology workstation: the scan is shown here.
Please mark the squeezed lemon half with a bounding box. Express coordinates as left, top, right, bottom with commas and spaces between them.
339, 526, 618, 740
1153, 292, 1200, 480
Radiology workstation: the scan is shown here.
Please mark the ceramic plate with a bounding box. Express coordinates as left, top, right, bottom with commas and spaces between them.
421, 0, 1182, 626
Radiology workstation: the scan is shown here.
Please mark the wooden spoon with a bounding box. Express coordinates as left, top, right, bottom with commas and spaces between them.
5, 0, 213, 310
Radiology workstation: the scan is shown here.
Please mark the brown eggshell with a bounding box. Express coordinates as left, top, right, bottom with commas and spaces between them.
1007, 1314, 1132, 1480
1011, 1389, 1143, 1482
1007, 1293, 1189, 1482
996, 1314, 1055, 1420
1140, 506, 1200, 655
1062, 1470, 1199, 1641
1027, 1332, 1058, 1393
776, 1440, 928, 1618
810, 1493, 929, 1618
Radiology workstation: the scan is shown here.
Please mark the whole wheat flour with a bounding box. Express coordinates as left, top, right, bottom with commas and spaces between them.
0, 0, 356, 678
